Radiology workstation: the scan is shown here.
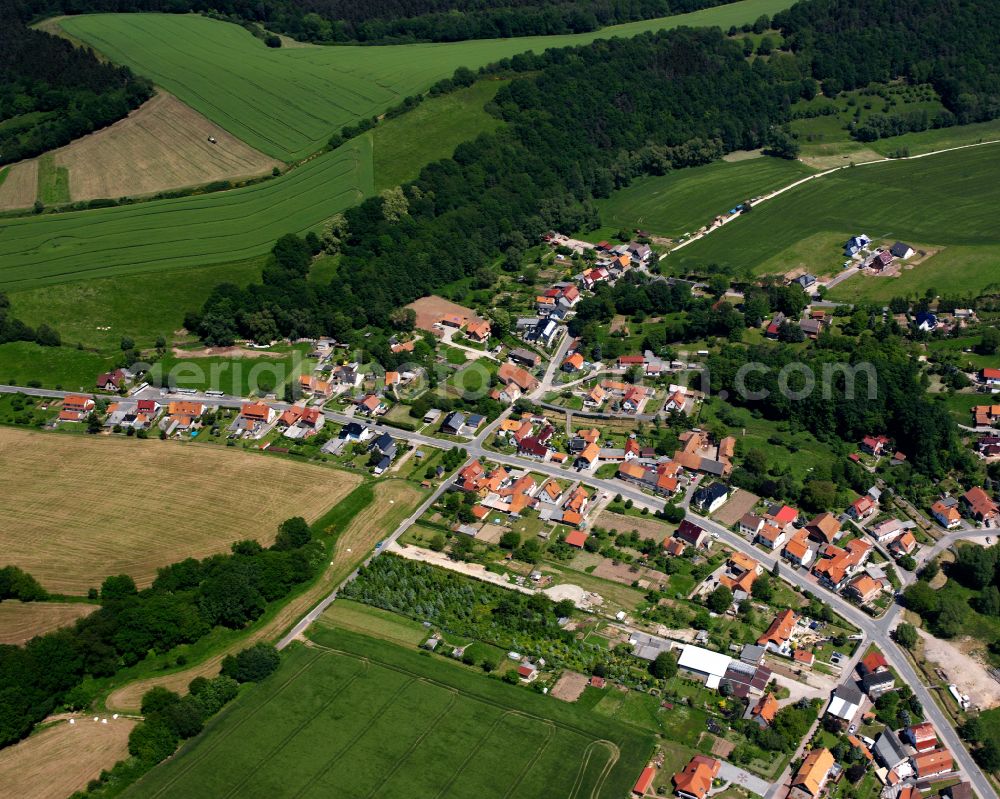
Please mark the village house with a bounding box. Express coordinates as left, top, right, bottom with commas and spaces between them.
299, 374, 333, 398
890, 531, 917, 557
848, 495, 877, 521
861, 669, 895, 698
983, 368, 1000, 388
905, 723, 938, 753
236, 402, 276, 437
617, 460, 681, 497
162, 400, 206, 433
738, 513, 766, 538
931, 497, 962, 529
283, 407, 324, 439
509, 348, 541, 368
977, 435, 1000, 458
873, 729, 911, 778
963, 486, 1000, 523
791, 748, 835, 799
497, 362, 539, 393
913, 749, 953, 779
756, 522, 786, 550
782, 529, 813, 566
861, 435, 891, 457
584, 385, 607, 408
720, 551, 761, 594
673, 430, 734, 478
59, 394, 95, 422
748, 693, 779, 728
525, 317, 560, 347
562, 352, 585, 372
845, 234, 871, 257
518, 425, 555, 460
764, 312, 786, 339
868, 517, 909, 544
827, 683, 863, 723
339, 422, 372, 443
805, 512, 841, 545
331, 363, 361, 388
766, 504, 799, 529
812, 539, 871, 590
672, 756, 720, 799
692, 483, 728, 514
632, 766, 656, 797
890, 242, 914, 259
847, 574, 885, 604
674, 519, 709, 549
758, 609, 798, 651
972, 404, 1000, 427
465, 320, 491, 343
96, 368, 129, 392
356, 394, 387, 417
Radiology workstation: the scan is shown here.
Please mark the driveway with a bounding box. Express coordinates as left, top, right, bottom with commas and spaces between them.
717, 762, 771, 797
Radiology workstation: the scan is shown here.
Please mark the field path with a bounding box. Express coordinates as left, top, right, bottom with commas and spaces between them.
103, 480, 422, 712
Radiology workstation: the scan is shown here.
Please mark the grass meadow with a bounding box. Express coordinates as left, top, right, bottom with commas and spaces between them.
60, 0, 793, 161
372, 80, 507, 191
669, 144, 1000, 279
588, 156, 815, 240
123, 627, 654, 799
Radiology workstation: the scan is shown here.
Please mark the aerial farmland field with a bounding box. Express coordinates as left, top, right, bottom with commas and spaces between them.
0, 427, 362, 593
0, 136, 371, 290
58, 0, 794, 161
123, 627, 654, 799
669, 143, 1000, 279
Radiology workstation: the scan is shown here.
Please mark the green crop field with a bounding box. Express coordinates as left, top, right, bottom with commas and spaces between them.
0, 136, 372, 290
588, 156, 815, 240
124, 627, 654, 799
669, 144, 1000, 279
60, 0, 793, 162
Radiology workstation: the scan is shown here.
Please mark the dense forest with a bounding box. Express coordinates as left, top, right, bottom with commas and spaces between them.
0, 13, 152, 166
0, 517, 321, 749
775, 0, 1000, 123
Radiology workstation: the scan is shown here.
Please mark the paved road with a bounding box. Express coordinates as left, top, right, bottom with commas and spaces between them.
5, 381, 995, 798
718, 762, 770, 797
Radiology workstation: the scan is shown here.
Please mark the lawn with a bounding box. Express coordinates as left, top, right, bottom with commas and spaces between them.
317, 598, 428, 646
589, 156, 815, 240
0, 426, 362, 594
123, 627, 655, 799
670, 144, 1000, 279
0, 137, 372, 291
372, 80, 507, 191
593, 688, 707, 748
60, 1, 795, 162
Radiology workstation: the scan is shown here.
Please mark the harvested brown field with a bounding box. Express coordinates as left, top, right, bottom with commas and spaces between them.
595, 510, 674, 541
405, 295, 483, 335
51, 91, 280, 201
0, 716, 135, 799
592, 559, 668, 590
0, 161, 38, 211
0, 427, 361, 594
104, 479, 424, 711
712, 488, 760, 527
0, 601, 97, 645
551, 670, 590, 702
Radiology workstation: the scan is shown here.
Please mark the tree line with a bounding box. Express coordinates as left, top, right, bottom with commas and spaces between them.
0, 516, 321, 750
0, 12, 152, 166
13, 0, 737, 44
